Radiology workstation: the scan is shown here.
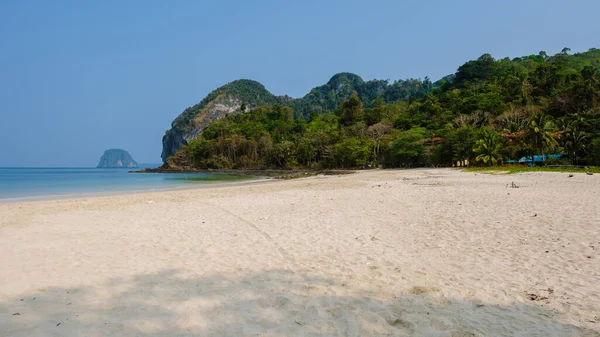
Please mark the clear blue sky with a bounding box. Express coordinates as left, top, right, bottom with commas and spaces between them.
1, 0, 598, 167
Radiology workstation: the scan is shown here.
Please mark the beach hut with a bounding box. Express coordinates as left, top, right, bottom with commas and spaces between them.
506, 154, 563, 166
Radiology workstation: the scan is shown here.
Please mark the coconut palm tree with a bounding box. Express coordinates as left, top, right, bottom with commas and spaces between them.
525, 113, 558, 166
473, 129, 504, 166
562, 119, 587, 165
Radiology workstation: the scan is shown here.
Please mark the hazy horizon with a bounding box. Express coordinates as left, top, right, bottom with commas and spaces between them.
1, 0, 599, 167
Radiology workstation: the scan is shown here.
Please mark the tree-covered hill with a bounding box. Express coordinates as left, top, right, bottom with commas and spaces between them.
162, 73, 435, 161
165, 48, 600, 169
170, 79, 278, 134
162, 79, 279, 161
288, 72, 435, 119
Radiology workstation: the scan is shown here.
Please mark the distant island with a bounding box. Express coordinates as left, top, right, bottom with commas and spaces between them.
97, 149, 138, 168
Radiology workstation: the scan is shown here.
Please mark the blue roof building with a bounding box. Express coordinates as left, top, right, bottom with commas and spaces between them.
506, 154, 563, 165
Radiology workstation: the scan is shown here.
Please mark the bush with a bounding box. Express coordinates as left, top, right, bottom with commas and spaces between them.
544, 157, 571, 165
386, 127, 428, 167
332, 138, 372, 168
205, 155, 232, 169
590, 138, 600, 166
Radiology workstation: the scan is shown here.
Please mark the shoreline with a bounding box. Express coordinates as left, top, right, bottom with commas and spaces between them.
1, 166, 590, 204
0, 168, 357, 204
0, 167, 587, 204
133, 167, 357, 179
0, 176, 273, 205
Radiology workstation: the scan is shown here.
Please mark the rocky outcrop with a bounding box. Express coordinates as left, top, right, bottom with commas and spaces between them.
161, 94, 249, 161
161, 94, 247, 161
97, 149, 138, 168
161, 80, 278, 162
161, 129, 188, 163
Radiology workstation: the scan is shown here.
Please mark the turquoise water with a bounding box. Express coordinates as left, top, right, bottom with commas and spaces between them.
0, 166, 254, 200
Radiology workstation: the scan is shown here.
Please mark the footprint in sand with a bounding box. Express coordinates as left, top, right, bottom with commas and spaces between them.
450, 329, 477, 337
408, 286, 441, 295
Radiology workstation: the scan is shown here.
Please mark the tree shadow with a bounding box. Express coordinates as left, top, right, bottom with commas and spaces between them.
1, 268, 598, 336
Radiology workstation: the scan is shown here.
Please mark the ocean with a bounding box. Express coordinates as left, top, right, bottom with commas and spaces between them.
0, 166, 257, 200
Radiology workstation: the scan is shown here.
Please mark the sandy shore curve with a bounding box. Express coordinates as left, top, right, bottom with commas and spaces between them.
1, 169, 599, 336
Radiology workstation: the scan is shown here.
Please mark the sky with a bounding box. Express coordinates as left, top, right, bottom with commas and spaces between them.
0, 0, 598, 167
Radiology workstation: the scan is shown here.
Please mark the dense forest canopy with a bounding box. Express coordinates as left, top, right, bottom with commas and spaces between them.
166, 48, 600, 170
168, 73, 438, 134
287, 72, 436, 119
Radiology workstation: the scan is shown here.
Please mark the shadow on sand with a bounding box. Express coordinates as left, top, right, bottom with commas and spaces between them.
1, 269, 598, 336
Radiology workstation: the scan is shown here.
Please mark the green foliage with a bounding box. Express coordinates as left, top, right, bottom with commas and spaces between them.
167, 48, 600, 170
524, 113, 559, 163
363, 98, 385, 126
386, 128, 429, 167
338, 94, 364, 125
288, 73, 436, 119
590, 138, 600, 165
455, 53, 496, 85
445, 126, 479, 166
473, 129, 504, 166
383, 78, 433, 102
331, 137, 373, 168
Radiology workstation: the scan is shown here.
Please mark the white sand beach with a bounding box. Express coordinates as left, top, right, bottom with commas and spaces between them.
1, 169, 599, 336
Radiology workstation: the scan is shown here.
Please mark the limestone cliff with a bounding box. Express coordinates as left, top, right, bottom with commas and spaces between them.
161, 80, 278, 161
96, 149, 138, 168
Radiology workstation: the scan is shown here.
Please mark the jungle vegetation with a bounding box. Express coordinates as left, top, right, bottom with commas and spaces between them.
167, 48, 600, 170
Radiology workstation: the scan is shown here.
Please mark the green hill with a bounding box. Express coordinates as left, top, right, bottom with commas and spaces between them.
162, 79, 278, 161
162, 73, 436, 161
171, 79, 277, 134
163, 47, 600, 169
288, 72, 435, 119
161, 48, 600, 168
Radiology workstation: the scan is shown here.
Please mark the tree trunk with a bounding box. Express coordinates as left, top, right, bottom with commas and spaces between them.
541, 147, 545, 167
